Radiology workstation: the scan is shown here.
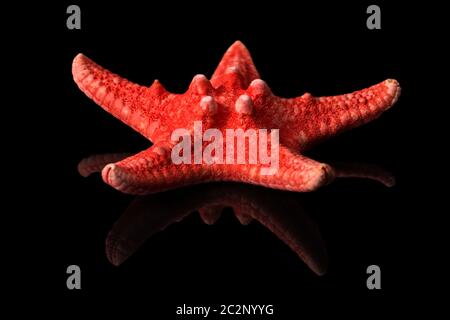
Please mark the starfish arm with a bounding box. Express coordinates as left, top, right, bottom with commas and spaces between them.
210, 41, 260, 89
106, 193, 195, 266
246, 194, 327, 275
100, 144, 217, 194
226, 146, 335, 192
284, 79, 401, 149
72, 54, 172, 140
77, 153, 131, 177
99, 143, 333, 194
333, 162, 395, 187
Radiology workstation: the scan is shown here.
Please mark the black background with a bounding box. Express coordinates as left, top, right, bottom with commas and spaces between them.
23, 0, 440, 316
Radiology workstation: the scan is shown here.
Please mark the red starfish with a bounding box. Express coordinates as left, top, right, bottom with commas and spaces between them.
73, 41, 400, 194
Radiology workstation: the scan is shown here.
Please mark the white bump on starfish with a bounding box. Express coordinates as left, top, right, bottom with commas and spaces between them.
200, 96, 218, 114
302, 92, 313, 100
235, 94, 254, 115
190, 74, 213, 95
247, 79, 270, 96
149, 79, 167, 95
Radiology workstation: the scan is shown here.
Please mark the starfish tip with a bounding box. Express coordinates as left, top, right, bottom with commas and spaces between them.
311, 261, 328, 276
224, 40, 252, 60
77, 160, 90, 177
105, 234, 126, 266
102, 163, 125, 190
384, 79, 401, 108
230, 40, 246, 49
73, 52, 85, 62
383, 175, 396, 187
385, 79, 401, 105
72, 53, 90, 70
306, 164, 335, 192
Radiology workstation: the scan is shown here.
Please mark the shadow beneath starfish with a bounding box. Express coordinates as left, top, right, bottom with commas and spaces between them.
104, 163, 394, 276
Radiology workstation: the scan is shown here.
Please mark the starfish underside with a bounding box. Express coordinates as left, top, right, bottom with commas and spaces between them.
73, 41, 400, 194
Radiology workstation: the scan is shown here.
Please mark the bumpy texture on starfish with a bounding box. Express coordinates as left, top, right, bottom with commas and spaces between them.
73, 41, 400, 194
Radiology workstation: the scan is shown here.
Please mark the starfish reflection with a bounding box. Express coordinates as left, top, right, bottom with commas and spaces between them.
102, 163, 394, 275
